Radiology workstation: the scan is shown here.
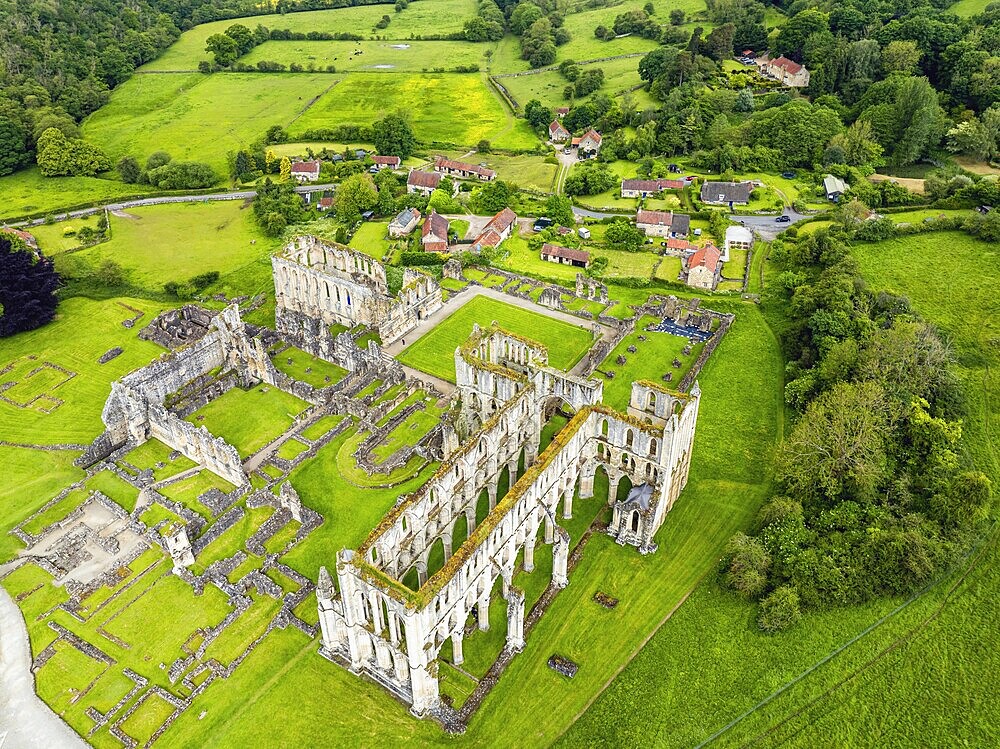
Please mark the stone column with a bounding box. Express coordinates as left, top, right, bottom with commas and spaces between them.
608, 474, 622, 505
487, 482, 498, 511
552, 529, 570, 588
562, 486, 574, 520
544, 513, 554, 544
523, 538, 535, 573
477, 591, 491, 631
505, 588, 525, 652
508, 459, 518, 488
452, 631, 464, 666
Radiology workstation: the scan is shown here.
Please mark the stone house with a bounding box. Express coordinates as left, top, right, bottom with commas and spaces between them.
572, 129, 602, 154
316, 191, 335, 212
756, 54, 810, 87
700, 181, 752, 207
290, 160, 321, 183
389, 207, 421, 237
555, 106, 570, 117
434, 156, 496, 181
372, 155, 401, 170
1, 227, 38, 248
406, 169, 442, 196
636, 209, 691, 238
540, 243, 590, 268
472, 207, 517, 251
549, 120, 570, 142
685, 244, 722, 290
421, 210, 450, 252
621, 178, 685, 198
723, 225, 753, 262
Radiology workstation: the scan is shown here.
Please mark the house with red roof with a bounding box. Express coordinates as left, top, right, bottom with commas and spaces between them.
685, 244, 722, 290
636, 209, 691, 238
572, 129, 602, 154
555, 107, 570, 117
407, 169, 442, 196
372, 155, 401, 170
1, 227, 38, 248
622, 178, 685, 199
472, 208, 517, 251
290, 160, 321, 182
756, 54, 810, 87
421, 210, 450, 251
549, 120, 570, 142
540, 243, 590, 268
433, 157, 496, 181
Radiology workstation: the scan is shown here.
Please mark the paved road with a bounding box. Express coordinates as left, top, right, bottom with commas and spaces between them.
0, 584, 89, 748
731, 209, 811, 240
4, 184, 340, 228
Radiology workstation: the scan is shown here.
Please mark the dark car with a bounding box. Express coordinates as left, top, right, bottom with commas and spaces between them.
775, 215, 791, 223
532, 217, 553, 232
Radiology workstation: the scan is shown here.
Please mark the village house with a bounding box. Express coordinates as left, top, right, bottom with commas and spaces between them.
723, 225, 753, 262
636, 209, 691, 238
371, 155, 401, 170
316, 191, 335, 212
434, 156, 496, 181
389, 207, 421, 238
555, 106, 570, 117
700, 181, 753, 207
1, 227, 38, 248
572, 129, 602, 155
540, 243, 590, 268
664, 237, 696, 253
472, 207, 517, 251
823, 175, 848, 201
685, 244, 722, 291
621, 178, 686, 199
421, 210, 450, 251
549, 120, 571, 142
406, 169, 442, 196
756, 54, 810, 87
290, 160, 321, 183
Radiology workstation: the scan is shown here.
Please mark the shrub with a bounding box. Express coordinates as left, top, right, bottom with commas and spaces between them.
757, 585, 801, 633
722, 532, 772, 600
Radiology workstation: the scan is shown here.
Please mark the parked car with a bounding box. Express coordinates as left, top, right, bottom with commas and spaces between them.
533, 217, 553, 232
775, 215, 791, 223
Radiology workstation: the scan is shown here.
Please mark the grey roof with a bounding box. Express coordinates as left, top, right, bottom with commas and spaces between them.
700, 181, 752, 204
392, 207, 419, 226
623, 483, 655, 511
824, 175, 848, 195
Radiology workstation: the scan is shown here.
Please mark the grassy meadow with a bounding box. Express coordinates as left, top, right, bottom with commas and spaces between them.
241, 39, 489, 71
499, 55, 646, 109
0, 168, 153, 221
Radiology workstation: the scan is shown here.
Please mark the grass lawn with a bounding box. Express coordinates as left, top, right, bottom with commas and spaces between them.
186, 386, 309, 457
158, 471, 235, 517
290, 73, 538, 150
397, 295, 595, 382
242, 40, 489, 71
348, 221, 392, 259
27, 214, 104, 254
121, 438, 197, 481
435, 151, 558, 193
119, 693, 177, 746
272, 346, 348, 388
0, 168, 154, 222
56, 201, 281, 293
82, 73, 337, 175
950, 0, 991, 14
499, 56, 646, 110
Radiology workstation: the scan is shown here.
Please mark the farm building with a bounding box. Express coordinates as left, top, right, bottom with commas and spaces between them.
824, 175, 848, 201
549, 120, 570, 142
621, 178, 685, 198
724, 225, 754, 260
636, 210, 691, 238
389, 207, 421, 238
407, 169, 442, 196
685, 244, 722, 291
434, 157, 496, 181
541, 243, 590, 268
421, 210, 450, 252
472, 208, 517, 251
290, 160, 321, 183
756, 54, 810, 87
372, 155, 401, 170
700, 181, 752, 207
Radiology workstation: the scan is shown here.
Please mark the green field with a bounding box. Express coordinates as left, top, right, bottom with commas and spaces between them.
499, 56, 646, 110
242, 40, 489, 71
82, 72, 338, 175
141, 0, 477, 71
397, 295, 595, 381
0, 168, 154, 221
290, 73, 538, 149
186, 386, 309, 457
949, 0, 991, 15
56, 201, 281, 292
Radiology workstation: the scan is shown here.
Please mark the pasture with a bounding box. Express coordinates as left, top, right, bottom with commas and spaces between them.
82, 72, 337, 175
0, 168, 152, 221
290, 72, 538, 149
498, 56, 645, 110
242, 40, 489, 72
397, 295, 595, 381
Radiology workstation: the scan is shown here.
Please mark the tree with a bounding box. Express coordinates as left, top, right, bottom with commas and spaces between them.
510, 2, 543, 35
0, 101, 33, 176
35, 127, 111, 177
146, 151, 171, 171
705, 23, 736, 62
0, 235, 60, 337
524, 99, 553, 130
734, 87, 755, 113
775, 10, 829, 61
882, 40, 921, 76
840, 119, 883, 167
892, 77, 945, 166
224, 24, 255, 55
117, 156, 141, 183
335, 173, 378, 222
722, 532, 771, 599
205, 33, 239, 66
280, 156, 292, 181
669, 9, 685, 25
757, 586, 802, 632
477, 139, 491, 153
544, 195, 575, 226
473, 180, 515, 213
604, 219, 644, 252
372, 114, 416, 159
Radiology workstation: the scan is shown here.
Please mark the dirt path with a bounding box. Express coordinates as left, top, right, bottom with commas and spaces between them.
0, 586, 89, 748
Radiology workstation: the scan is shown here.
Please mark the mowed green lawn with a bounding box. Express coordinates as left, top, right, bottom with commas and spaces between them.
397, 295, 595, 381
141, 0, 477, 71
290, 73, 538, 149
186, 386, 309, 457
56, 201, 281, 291
242, 40, 489, 72
0, 168, 153, 221
82, 72, 337, 175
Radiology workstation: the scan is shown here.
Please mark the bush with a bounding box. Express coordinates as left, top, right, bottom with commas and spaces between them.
400, 251, 446, 266
757, 586, 801, 633
722, 532, 772, 600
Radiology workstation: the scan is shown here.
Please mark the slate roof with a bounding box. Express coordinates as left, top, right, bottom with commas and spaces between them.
700, 181, 752, 204
541, 243, 590, 263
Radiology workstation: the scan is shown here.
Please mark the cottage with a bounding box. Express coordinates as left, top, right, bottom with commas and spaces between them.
541, 243, 590, 268
421, 210, 450, 252
700, 181, 753, 207
434, 157, 496, 181
290, 160, 321, 183
316, 191, 335, 212
723, 225, 753, 261
636, 209, 691, 238
549, 120, 570, 142
685, 244, 722, 291
823, 175, 848, 201
472, 207, 517, 251
372, 155, 401, 170
389, 207, 421, 238
664, 237, 696, 252
407, 169, 442, 196
1, 227, 38, 248
756, 54, 810, 87
621, 178, 685, 199
572, 129, 602, 154
555, 107, 570, 117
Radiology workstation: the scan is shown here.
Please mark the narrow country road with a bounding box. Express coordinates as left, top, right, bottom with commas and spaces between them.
0, 584, 89, 749
4, 184, 340, 228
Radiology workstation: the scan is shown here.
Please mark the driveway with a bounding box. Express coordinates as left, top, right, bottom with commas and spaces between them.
732, 209, 811, 240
